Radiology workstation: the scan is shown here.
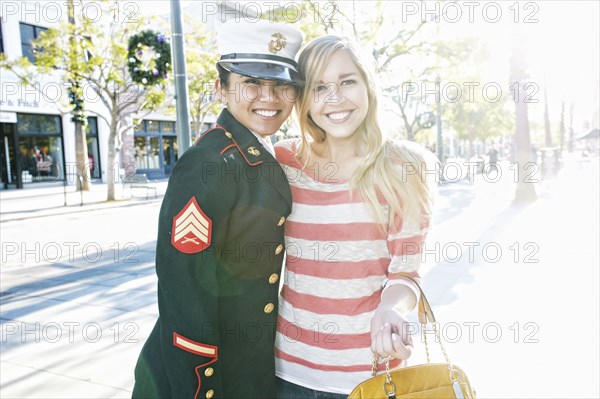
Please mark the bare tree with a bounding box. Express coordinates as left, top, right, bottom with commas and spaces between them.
510, 40, 537, 201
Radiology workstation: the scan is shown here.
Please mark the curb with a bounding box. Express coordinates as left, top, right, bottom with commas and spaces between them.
1, 195, 165, 223
0, 182, 168, 222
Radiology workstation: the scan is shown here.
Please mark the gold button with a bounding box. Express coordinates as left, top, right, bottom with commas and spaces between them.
206, 389, 214, 399
264, 303, 275, 314
277, 216, 286, 226
268, 273, 279, 284
225, 131, 232, 139
275, 244, 283, 255
204, 367, 214, 377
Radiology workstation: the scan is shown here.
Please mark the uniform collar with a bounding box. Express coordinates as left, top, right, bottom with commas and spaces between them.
216, 108, 292, 210
217, 108, 277, 166
249, 130, 275, 157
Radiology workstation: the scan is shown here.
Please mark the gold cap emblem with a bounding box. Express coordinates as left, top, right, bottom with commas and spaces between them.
247, 146, 261, 156
268, 33, 287, 54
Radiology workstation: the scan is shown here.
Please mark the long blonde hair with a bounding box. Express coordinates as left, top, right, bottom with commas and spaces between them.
296, 35, 436, 227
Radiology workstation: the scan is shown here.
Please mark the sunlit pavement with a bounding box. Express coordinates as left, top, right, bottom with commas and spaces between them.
1, 156, 598, 398
1, 201, 162, 398
418, 154, 599, 398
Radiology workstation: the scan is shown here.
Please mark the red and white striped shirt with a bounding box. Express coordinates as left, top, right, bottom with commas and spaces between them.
274, 139, 429, 394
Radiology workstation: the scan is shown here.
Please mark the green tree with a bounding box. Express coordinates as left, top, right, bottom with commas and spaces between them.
447, 95, 514, 157
296, 1, 482, 142
183, 20, 221, 142
1, 4, 168, 201
383, 36, 483, 142
1, 0, 92, 190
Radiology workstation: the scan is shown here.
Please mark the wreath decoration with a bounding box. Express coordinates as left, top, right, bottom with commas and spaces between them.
127, 30, 171, 86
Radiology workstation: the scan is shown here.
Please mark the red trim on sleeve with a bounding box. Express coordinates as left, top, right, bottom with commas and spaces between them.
173, 332, 218, 358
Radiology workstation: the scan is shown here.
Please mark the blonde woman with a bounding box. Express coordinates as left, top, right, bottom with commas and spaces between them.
274, 35, 437, 398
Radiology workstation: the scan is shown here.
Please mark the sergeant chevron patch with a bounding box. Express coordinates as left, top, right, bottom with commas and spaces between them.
171, 197, 212, 254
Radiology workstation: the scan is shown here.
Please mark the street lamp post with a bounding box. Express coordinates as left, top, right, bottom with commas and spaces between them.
170, 0, 191, 153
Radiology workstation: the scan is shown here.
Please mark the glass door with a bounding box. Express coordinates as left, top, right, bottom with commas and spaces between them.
162, 136, 177, 175
0, 123, 20, 188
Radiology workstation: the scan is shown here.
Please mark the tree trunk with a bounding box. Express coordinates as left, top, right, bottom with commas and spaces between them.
514, 82, 537, 202
106, 117, 119, 201
568, 103, 574, 152
544, 86, 552, 147
468, 129, 475, 158
559, 101, 565, 152
74, 121, 91, 191
510, 38, 537, 202
397, 101, 413, 141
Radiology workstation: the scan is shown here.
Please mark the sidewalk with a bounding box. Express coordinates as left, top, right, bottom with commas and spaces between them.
1, 156, 599, 398
0, 180, 169, 223
419, 155, 599, 398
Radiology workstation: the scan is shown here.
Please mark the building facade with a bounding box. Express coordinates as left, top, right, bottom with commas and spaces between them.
0, 1, 232, 190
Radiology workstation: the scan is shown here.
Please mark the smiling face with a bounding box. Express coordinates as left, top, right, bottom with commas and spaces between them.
307, 51, 369, 142
217, 72, 297, 137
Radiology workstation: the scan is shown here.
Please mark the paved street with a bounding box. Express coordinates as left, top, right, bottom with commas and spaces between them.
1, 156, 599, 398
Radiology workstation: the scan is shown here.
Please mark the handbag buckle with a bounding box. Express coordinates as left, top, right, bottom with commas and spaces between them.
382, 355, 397, 398
382, 380, 396, 398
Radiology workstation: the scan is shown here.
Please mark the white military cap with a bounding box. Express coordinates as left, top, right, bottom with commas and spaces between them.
217, 19, 304, 84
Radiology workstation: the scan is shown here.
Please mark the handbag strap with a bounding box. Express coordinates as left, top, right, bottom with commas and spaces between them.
400, 275, 436, 325
372, 276, 461, 383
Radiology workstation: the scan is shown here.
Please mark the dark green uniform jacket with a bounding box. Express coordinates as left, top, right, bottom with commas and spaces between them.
133, 108, 292, 399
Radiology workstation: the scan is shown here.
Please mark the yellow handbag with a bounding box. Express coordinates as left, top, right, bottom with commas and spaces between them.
348, 278, 476, 399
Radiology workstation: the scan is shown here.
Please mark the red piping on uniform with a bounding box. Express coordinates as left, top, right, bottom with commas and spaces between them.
229, 138, 263, 166
173, 332, 219, 399
194, 126, 222, 146
194, 357, 218, 399
220, 144, 236, 155
197, 123, 263, 166
216, 123, 263, 166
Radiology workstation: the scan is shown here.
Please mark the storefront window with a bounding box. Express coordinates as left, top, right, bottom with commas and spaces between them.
18, 136, 64, 182
134, 136, 148, 169
1, 123, 16, 187
133, 119, 178, 178
14, 114, 64, 184
163, 137, 178, 167
161, 121, 174, 133
146, 120, 159, 132
134, 120, 145, 134
148, 137, 160, 169
17, 114, 60, 134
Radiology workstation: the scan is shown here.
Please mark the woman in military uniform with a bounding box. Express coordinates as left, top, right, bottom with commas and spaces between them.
132, 20, 303, 399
